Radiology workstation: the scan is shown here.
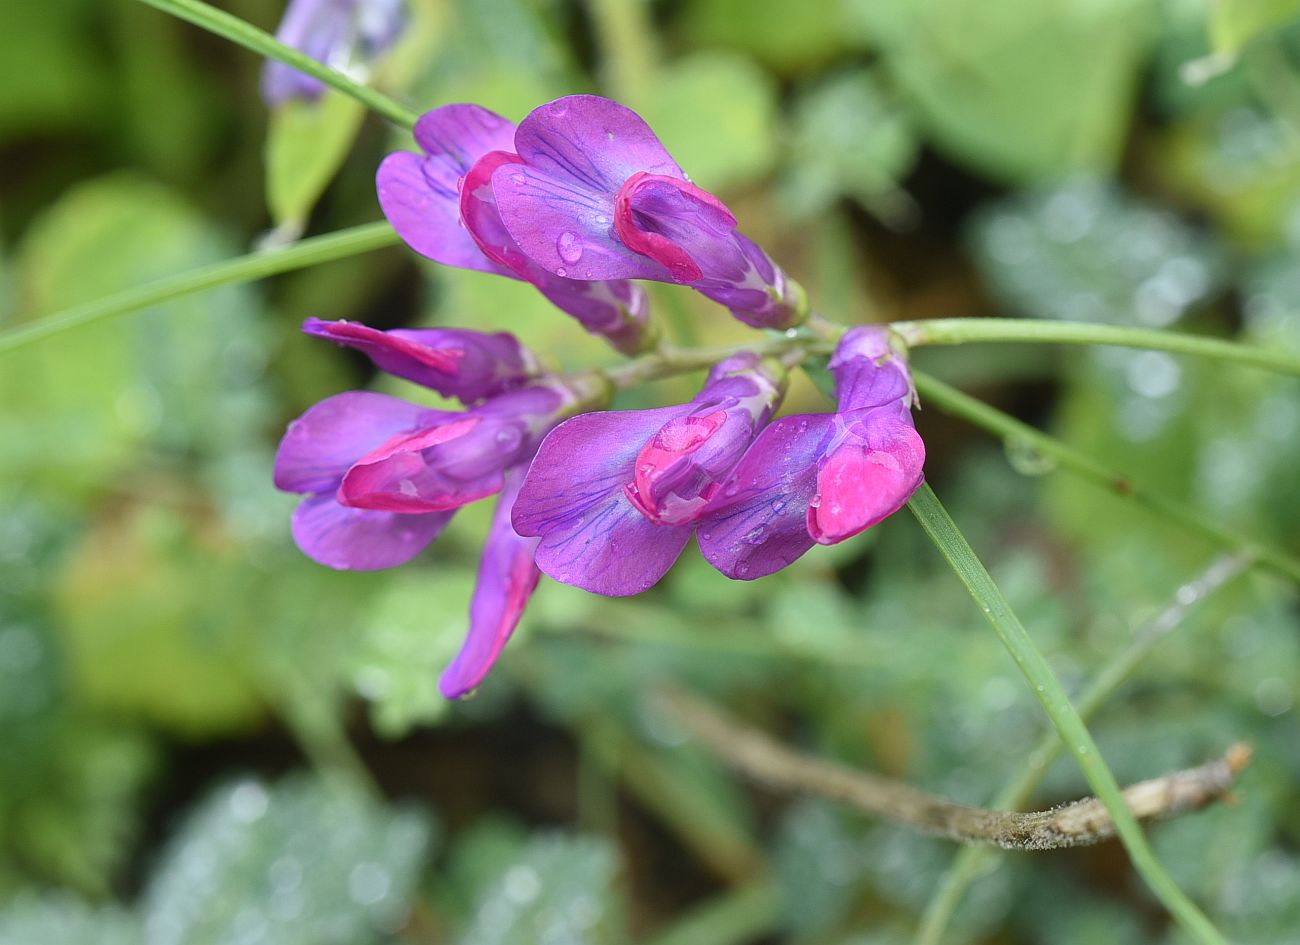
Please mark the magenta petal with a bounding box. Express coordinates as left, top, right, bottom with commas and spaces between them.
807, 412, 925, 545
274, 391, 438, 495
291, 494, 452, 571
513, 95, 684, 193
438, 474, 542, 698
377, 150, 510, 274
696, 414, 836, 580
491, 163, 671, 282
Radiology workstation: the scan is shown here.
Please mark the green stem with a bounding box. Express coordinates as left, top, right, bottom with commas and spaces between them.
912, 370, 1300, 585
135, 0, 418, 127
913, 552, 1249, 945
0, 222, 400, 355
907, 483, 1226, 945
894, 317, 1300, 378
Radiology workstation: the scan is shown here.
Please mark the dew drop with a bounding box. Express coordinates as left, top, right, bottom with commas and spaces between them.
737, 561, 750, 575
699, 530, 713, 540
557, 231, 584, 264
556, 267, 567, 277
743, 525, 768, 544
808, 493, 822, 509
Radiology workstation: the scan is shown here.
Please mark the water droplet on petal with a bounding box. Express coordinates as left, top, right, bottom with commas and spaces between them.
556, 267, 567, 277
557, 231, 584, 264
737, 561, 750, 575
809, 493, 822, 509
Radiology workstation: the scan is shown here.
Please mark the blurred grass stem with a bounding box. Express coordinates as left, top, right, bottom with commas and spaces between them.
912, 370, 1300, 585
894, 317, 1300, 377
0, 222, 400, 355
136, 0, 419, 127
907, 482, 1227, 945
915, 552, 1251, 945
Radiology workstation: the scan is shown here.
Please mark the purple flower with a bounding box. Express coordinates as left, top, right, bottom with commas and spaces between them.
377, 105, 655, 354
438, 470, 541, 699
302, 317, 538, 403
512, 354, 786, 595
261, 0, 407, 107
338, 382, 600, 514
697, 326, 925, 580
274, 391, 454, 570
489, 95, 807, 330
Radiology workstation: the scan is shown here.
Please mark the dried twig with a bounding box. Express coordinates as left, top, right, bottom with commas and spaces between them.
658, 688, 1250, 851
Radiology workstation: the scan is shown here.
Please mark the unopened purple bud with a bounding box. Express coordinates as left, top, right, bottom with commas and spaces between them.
261, 0, 407, 107
302, 318, 538, 403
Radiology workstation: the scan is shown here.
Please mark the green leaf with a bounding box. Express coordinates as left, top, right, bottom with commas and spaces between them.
456, 832, 626, 945
968, 179, 1227, 327
143, 776, 434, 945
0, 896, 143, 945
636, 52, 779, 192
345, 566, 480, 736
265, 90, 367, 230
866, 0, 1157, 183
676, 0, 865, 73
4, 172, 271, 498
780, 69, 918, 223
773, 801, 871, 937
1209, 0, 1300, 55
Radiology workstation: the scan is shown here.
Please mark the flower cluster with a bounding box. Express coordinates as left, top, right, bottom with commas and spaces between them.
275, 92, 925, 697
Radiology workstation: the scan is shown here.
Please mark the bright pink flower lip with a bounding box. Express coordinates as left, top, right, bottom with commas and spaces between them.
806, 427, 925, 545
625, 410, 728, 523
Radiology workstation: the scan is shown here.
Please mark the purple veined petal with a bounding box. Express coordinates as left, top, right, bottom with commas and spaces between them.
413, 103, 516, 173
696, 414, 836, 580
807, 409, 925, 545
438, 473, 542, 699
513, 94, 685, 196
301, 318, 536, 402
377, 151, 511, 275
512, 406, 692, 595
274, 390, 443, 495
830, 326, 914, 410
291, 493, 452, 570
491, 163, 672, 282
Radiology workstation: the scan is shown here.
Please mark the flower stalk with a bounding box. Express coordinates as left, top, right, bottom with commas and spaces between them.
907, 482, 1228, 945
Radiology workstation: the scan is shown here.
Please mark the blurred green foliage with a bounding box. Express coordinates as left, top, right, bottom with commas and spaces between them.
1, 0, 1298, 942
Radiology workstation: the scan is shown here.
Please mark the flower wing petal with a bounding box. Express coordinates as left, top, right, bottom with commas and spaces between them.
513, 406, 691, 595
273, 391, 437, 495
377, 149, 509, 274
696, 414, 835, 580
291, 494, 452, 571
